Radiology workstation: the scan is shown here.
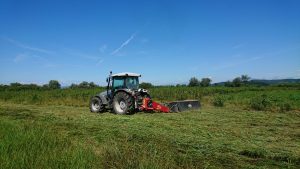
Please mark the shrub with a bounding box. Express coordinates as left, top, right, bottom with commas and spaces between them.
250, 94, 271, 110
212, 95, 225, 107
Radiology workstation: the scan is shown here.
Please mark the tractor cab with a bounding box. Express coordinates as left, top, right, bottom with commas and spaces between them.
106, 72, 141, 99
109, 72, 140, 91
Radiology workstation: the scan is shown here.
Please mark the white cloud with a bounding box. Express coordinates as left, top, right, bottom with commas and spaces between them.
111, 33, 136, 55
5, 38, 54, 54
64, 48, 100, 60
64, 48, 104, 65
96, 59, 104, 66
13, 54, 28, 63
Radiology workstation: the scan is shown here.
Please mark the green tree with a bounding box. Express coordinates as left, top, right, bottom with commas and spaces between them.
188, 77, 200, 87
140, 82, 153, 89
241, 75, 250, 83
232, 77, 242, 87
176, 84, 186, 87
42, 84, 49, 89
48, 80, 61, 89
69, 83, 78, 89
200, 78, 212, 87
89, 82, 97, 88
10, 82, 22, 88
78, 81, 89, 88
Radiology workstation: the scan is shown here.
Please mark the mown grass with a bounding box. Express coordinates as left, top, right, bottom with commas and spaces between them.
0, 86, 299, 168
0, 97, 299, 168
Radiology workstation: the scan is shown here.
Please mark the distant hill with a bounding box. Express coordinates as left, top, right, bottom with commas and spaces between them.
214, 79, 300, 86
250, 79, 300, 85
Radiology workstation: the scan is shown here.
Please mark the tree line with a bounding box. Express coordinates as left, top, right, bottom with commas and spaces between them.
2, 74, 296, 91
187, 75, 250, 87
224, 75, 250, 87
0, 80, 101, 90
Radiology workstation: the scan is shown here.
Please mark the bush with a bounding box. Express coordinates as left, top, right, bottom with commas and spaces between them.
250, 94, 271, 110
212, 95, 225, 107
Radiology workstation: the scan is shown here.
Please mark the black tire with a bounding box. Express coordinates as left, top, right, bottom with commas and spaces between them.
113, 92, 134, 115
89, 96, 104, 113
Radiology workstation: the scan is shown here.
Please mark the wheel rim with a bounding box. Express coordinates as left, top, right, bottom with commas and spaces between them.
120, 100, 126, 110
114, 99, 127, 113
92, 101, 100, 111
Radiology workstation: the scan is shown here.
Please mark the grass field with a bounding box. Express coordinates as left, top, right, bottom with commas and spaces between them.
0, 86, 300, 168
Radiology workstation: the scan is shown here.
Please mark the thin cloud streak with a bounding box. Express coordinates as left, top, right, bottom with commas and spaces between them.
111, 33, 136, 55
13, 53, 47, 63
5, 38, 54, 54
64, 48, 104, 65
13, 54, 28, 63
64, 48, 100, 60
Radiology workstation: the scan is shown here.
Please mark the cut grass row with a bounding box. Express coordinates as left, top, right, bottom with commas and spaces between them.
0, 102, 299, 168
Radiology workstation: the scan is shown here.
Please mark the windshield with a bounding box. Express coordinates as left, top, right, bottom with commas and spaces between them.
125, 77, 139, 89
112, 77, 125, 89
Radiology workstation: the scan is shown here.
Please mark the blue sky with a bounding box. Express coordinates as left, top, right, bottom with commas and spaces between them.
0, 0, 299, 85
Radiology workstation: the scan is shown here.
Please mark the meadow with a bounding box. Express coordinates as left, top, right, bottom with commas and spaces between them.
0, 86, 299, 168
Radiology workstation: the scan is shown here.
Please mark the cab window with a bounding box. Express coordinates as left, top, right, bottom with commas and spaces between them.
112, 77, 125, 89
126, 77, 139, 89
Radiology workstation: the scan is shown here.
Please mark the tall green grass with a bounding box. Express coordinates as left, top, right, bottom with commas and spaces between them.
0, 119, 100, 168
0, 86, 299, 111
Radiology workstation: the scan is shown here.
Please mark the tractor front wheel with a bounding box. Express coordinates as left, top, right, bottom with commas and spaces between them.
89, 96, 104, 113
113, 92, 134, 115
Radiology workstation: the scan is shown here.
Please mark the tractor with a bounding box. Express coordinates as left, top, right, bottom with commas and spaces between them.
89, 72, 200, 114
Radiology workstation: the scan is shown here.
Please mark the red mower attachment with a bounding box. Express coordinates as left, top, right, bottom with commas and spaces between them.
140, 97, 170, 113
139, 98, 201, 113
139, 97, 201, 113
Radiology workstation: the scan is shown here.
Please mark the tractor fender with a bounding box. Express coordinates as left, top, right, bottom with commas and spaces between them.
96, 91, 109, 105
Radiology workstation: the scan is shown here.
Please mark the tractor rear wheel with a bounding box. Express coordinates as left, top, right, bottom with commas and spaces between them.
89, 96, 104, 113
113, 92, 134, 115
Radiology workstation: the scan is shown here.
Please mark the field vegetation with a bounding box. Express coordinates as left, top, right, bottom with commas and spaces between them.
0, 82, 299, 168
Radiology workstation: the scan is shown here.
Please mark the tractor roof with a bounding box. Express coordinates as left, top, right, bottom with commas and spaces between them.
111, 72, 141, 77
